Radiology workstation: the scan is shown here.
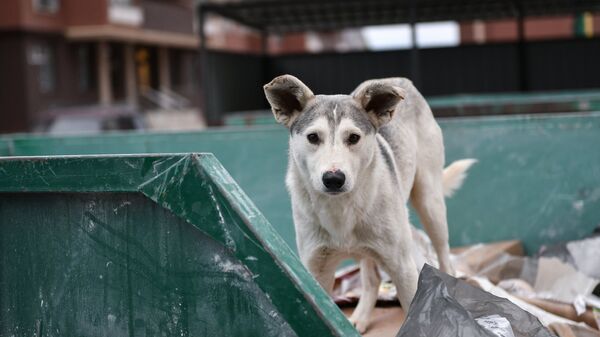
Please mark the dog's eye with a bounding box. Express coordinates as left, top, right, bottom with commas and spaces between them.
347, 133, 361, 145
307, 133, 320, 144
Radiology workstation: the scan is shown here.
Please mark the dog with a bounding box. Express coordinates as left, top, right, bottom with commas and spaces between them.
264, 75, 476, 333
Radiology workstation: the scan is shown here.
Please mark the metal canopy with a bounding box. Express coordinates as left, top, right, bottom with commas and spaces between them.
196, 0, 600, 125
200, 0, 600, 33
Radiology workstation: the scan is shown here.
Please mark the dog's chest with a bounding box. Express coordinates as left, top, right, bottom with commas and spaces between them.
313, 199, 365, 248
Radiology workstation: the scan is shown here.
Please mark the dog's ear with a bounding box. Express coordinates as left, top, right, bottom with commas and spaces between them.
264, 75, 314, 127
353, 81, 405, 128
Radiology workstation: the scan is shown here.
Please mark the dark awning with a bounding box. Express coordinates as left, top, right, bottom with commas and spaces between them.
199, 0, 600, 33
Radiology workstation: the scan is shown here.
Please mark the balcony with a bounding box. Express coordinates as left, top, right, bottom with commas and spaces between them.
142, 1, 194, 35
108, 2, 143, 26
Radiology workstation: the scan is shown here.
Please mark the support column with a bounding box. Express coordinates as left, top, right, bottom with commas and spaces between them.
124, 44, 137, 106
158, 47, 171, 108
158, 47, 171, 92
516, 0, 529, 92
97, 41, 112, 105
198, 6, 216, 125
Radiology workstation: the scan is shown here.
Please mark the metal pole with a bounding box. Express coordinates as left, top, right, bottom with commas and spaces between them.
409, 0, 421, 88
198, 6, 217, 125
516, 0, 529, 92
261, 29, 270, 102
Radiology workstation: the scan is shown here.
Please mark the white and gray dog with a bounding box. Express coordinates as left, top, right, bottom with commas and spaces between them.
264, 75, 475, 333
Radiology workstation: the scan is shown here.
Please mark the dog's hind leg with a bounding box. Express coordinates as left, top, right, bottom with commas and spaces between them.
349, 258, 381, 333
410, 168, 456, 275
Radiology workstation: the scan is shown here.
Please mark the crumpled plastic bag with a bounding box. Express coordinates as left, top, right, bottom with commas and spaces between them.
397, 264, 556, 337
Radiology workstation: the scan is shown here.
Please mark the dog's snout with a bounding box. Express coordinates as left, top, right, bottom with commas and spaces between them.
322, 170, 346, 191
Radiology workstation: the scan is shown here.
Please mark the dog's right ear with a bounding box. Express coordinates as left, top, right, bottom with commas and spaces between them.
264, 75, 314, 127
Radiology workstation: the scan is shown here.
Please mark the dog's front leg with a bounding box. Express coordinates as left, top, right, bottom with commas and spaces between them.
349, 258, 381, 333
299, 246, 342, 295
375, 242, 418, 311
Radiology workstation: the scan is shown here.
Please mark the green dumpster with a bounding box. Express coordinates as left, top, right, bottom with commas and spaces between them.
0, 154, 359, 337
1, 111, 600, 253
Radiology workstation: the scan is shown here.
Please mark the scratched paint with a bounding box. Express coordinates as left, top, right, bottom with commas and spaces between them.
0, 193, 296, 337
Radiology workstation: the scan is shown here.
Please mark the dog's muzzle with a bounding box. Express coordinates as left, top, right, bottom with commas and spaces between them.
322, 170, 346, 193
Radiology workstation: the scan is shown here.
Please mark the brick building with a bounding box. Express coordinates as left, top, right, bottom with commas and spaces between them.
0, 0, 201, 133
460, 14, 600, 44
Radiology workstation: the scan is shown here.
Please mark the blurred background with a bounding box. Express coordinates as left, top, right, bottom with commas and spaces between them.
1, 0, 600, 253
1, 0, 600, 133
3, 2, 600, 335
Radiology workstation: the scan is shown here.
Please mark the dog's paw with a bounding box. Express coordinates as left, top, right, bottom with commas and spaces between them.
349, 316, 370, 334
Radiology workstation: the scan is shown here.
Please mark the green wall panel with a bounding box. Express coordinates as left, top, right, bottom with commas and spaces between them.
0, 138, 11, 156
442, 113, 600, 253
2, 112, 600, 253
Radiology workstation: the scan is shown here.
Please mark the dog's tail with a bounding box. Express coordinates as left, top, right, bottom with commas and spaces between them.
442, 159, 477, 198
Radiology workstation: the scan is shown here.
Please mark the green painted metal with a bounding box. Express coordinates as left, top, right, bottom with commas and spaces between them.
1, 129, 298, 253
0, 154, 360, 337
1, 112, 600, 253
442, 112, 600, 253
0, 138, 11, 156
225, 90, 600, 126
427, 89, 600, 109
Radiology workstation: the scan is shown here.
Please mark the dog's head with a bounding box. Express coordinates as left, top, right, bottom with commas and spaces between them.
264, 75, 405, 196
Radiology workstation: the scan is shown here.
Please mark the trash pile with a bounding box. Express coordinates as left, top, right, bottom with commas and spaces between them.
333, 227, 600, 337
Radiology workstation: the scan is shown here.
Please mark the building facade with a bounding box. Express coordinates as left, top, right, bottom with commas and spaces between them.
0, 0, 200, 133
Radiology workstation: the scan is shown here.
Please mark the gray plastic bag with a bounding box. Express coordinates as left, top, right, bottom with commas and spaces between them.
397, 265, 556, 337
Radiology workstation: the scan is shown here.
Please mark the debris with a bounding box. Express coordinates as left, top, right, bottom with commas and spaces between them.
336, 238, 600, 336
396, 265, 554, 337
534, 257, 599, 315
567, 237, 600, 280
515, 296, 598, 329
475, 315, 516, 337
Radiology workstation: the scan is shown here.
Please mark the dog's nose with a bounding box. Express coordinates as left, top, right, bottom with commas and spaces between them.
322, 170, 346, 190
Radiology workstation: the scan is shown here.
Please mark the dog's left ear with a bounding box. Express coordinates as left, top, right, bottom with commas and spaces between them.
353, 81, 405, 128
264, 75, 315, 128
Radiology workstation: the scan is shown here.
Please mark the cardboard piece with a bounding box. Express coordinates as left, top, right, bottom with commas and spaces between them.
534, 257, 600, 314
517, 296, 599, 329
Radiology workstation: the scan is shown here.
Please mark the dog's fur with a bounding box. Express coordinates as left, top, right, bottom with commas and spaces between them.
264, 75, 475, 333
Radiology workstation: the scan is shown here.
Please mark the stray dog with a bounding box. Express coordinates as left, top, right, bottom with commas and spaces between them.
264, 75, 475, 333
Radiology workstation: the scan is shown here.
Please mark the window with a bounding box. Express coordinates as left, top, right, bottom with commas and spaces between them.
29, 43, 56, 94
33, 0, 60, 13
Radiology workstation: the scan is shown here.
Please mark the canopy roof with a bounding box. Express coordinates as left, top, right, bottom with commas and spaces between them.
200, 0, 600, 33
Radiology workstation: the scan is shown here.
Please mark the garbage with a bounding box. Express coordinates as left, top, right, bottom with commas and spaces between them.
533, 257, 599, 315
475, 315, 516, 337
515, 296, 599, 329
566, 237, 600, 280
471, 276, 590, 329
336, 237, 600, 336
452, 240, 537, 284
396, 264, 555, 337
537, 228, 600, 281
